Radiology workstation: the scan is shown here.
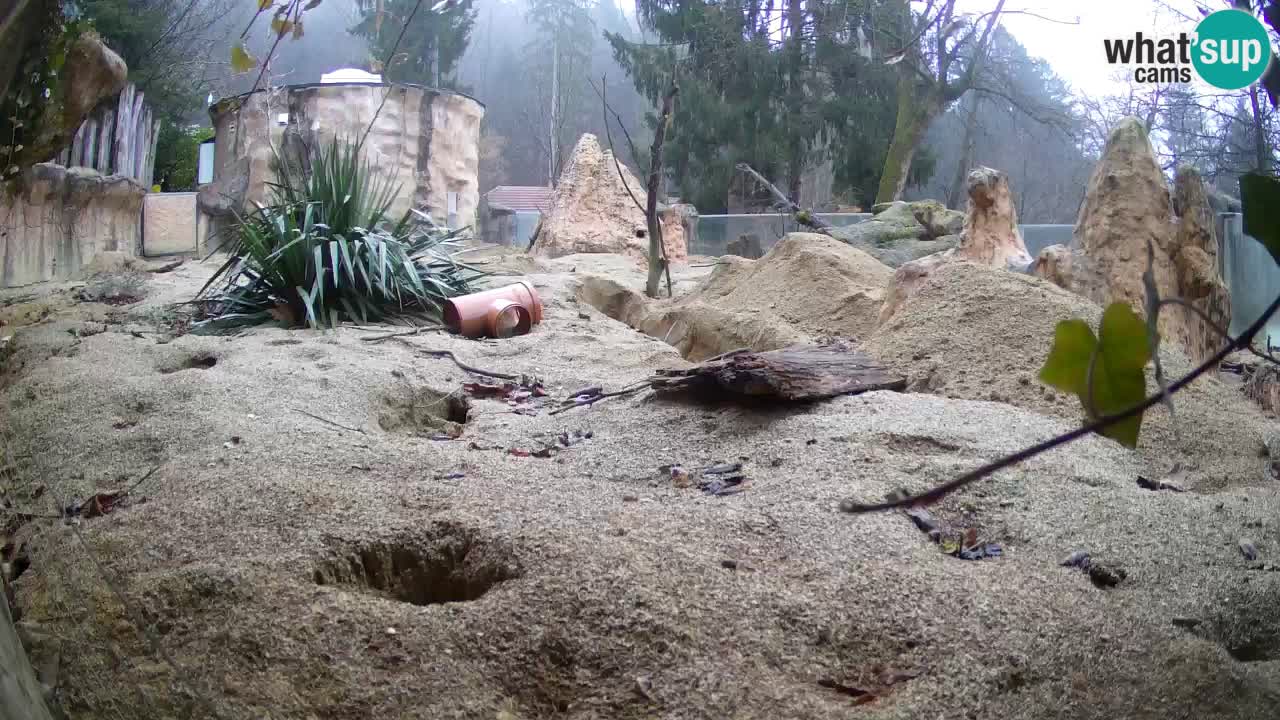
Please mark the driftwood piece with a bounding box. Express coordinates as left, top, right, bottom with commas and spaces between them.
651, 343, 904, 401
552, 343, 903, 414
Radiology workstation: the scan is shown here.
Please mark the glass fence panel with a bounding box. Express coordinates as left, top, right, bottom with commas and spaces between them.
1220, 213, 1280, 346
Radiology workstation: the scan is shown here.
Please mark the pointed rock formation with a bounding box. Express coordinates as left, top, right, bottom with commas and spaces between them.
879, 167, 1031, 323
529, 134, 688, 262
1032, 118, 1230, 365
1168, 165, 1232, 365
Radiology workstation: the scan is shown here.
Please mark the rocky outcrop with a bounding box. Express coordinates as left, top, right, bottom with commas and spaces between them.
660, 203, 698, 257
531, 135, 688, 263
1032, 118, 1231, 365
879, 167, 1031, 323
1168, 165, 1233, 365
725, 233, 764, 259
208, 84, 483, 230
1, 164, 145, 287
828, 199, 962, 267
3, 32, 127, 176
908, 198, 966, 238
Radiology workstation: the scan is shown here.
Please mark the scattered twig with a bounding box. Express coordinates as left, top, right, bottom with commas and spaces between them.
359, 326, 445, 343
841, 290, 1280, 513
548, 380, 654, 415
418, 350, 522, 381
121, 466, 160, 496
292, 408, 366, 434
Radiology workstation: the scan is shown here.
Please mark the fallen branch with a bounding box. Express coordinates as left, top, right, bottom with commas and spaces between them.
734, 163, 833, 235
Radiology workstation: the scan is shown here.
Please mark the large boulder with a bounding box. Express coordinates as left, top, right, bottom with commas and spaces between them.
725, 233, 764, 259
907, 198, 966, 238
829, 199, 962, 267
530, 134, 688, 263
1033, 118, 1231, 365
3, 32, 127, 176
879, 167, 1032, 323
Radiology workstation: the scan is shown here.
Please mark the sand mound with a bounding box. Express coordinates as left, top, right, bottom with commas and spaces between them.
577, 233, 892, 360
4, 258, 1280, 720
865, 261, 1275, 490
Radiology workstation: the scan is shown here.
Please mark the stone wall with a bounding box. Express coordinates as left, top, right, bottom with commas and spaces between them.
1, 163, 144, 287
203, 83, 483, 231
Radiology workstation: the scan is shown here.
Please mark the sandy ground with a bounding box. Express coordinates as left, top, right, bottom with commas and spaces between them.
3, 247, 1280, 720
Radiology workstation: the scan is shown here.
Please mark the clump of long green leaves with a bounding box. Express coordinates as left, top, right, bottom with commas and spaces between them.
196, 137, 483, 330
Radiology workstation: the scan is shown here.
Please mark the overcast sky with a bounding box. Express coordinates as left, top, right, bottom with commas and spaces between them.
967, 0, 1214, 95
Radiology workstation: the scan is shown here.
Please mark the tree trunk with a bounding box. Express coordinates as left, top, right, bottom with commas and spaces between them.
1249, 83, 1270, 173
645, 78, 678, 299
876, 75, 941, 204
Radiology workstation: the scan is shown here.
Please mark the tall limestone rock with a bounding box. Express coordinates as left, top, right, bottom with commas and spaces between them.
1032, 118, 1231, 365
529, 134, 688, 262
879, 167, 1031, 323
1169, 164, 1232, 365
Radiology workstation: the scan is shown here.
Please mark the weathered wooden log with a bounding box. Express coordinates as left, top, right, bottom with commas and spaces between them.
652, 342, 905, 401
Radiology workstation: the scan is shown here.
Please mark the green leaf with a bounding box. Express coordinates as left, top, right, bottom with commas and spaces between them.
231, 44, 257, 74
1039, 303, 1152, 449
1240, 173, 1280, 265
1038, 319, 1096, 397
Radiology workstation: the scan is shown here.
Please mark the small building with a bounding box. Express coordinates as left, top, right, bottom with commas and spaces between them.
198, 73, 485, 242
480, 185, 554, 246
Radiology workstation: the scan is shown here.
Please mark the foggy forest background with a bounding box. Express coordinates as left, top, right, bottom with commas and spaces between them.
84, 0, 1280, 223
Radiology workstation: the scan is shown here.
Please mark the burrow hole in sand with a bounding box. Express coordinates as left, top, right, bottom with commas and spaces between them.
312, 523, 520, 606
376, 384, 470, 437
158, 351, 218, 374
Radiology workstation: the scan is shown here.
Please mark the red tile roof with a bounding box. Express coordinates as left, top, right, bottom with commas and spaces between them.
485, 185, 554, 213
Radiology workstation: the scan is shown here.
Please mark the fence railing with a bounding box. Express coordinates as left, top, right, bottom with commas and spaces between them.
52, 82, 159, 186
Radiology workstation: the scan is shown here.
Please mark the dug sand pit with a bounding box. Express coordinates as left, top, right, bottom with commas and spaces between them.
2, 257, 1280, 720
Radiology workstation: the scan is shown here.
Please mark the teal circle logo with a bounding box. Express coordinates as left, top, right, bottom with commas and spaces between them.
1193, 9, 1272, 90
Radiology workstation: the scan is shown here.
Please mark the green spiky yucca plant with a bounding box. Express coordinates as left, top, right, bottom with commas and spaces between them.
196, 137, 484, 330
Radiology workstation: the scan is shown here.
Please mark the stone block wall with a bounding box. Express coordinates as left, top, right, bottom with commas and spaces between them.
1, 164, 145, 287
204, 83, 484, 232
